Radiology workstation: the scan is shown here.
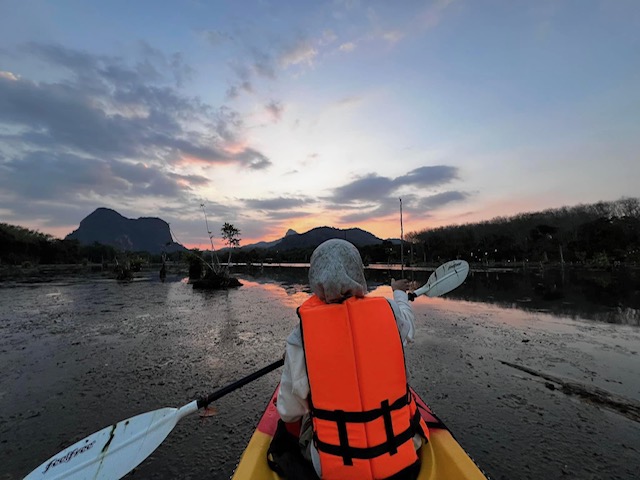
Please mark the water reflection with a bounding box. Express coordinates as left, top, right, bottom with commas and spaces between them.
231, 265, 640, 326
235, 265, 428, 293
450, 268, 640, 326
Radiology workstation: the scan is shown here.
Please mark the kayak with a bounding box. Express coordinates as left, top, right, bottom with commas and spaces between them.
232, 385, 488, 479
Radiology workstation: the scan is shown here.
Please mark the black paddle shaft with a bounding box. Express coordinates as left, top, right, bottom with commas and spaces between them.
197, 358, 285, 409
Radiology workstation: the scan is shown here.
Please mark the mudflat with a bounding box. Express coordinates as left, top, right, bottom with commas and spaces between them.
1, 271, 639, 479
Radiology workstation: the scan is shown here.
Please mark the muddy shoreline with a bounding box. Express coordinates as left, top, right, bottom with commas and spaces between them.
1, 272, 639, 479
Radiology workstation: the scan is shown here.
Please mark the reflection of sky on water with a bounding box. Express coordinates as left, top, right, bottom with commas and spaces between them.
230, 265, 640, 327
448, 268, 640, 326
237, 278, 310, 308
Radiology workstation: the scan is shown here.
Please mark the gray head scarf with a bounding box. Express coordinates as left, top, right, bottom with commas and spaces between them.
308, 239, 368, 303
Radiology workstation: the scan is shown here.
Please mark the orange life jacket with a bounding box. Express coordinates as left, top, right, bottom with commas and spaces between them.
298, 295, 429, 480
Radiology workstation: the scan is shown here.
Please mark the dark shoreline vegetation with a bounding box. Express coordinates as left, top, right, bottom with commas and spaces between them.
2, 197, 639, 270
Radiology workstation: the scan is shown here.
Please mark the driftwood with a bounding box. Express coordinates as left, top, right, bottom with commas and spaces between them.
500, 360, 640, 423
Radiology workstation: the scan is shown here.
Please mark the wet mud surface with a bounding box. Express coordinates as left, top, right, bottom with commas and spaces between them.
1, 271, 639, 479
408, 299, 640, 480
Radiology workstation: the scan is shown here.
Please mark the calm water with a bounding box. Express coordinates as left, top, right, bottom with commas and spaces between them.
1, 266, 639, 479
251, 264, 640, 325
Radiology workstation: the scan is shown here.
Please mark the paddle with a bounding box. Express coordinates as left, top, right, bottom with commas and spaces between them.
25, 358, 284, 480
407, 259, 470, 301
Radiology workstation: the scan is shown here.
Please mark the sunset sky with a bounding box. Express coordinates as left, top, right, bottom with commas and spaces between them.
1, 0, 638, 249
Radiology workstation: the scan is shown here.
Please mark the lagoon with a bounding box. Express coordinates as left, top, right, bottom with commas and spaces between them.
1, 266, 639, 479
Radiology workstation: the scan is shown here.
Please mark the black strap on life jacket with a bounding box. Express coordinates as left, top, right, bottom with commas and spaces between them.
311, 389, 421, 466
311, 388, 411, 423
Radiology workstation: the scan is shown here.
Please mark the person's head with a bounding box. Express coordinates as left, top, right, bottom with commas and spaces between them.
308, 239, 367, 303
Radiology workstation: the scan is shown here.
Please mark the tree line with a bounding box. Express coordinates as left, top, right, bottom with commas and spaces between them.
3, 197, 639, 269
0, 223, 178, 266
407, 197, 640, 267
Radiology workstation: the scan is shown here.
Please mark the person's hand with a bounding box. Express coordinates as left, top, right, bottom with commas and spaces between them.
391, 278, 416, 292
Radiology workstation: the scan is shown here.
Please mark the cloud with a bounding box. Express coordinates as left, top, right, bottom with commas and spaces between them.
223, 30, 333, 102
420, 0, 457, 30
233, 148, 272, 169
332, 165, 459, 203
202, 30, 233, 47
338, 203, 400, 223
333, 174, 396, 202
336, 95, 363, 106
239, 196, 317, 223
280, 40, 318, 68
418, 191, 469, 208
135, 41, 194, 88
0, 42, 271, 171
394, 165, 459, 187
243, 196, 313, 211
265, 100, 284, 122
381, 31, 404, 43
339, 42, 357, 52
327, 166, 467, 223
226, 81, 252, 99
249, 47, 277, 79
0, 151, 205, 201
0, 194, 96, 228
0, 42, 276, 235
0, 70, 19, 81
167, 172, 210, 186
335, 191, 466, 224
320, 30, 338, 46
261, 210, 314, 221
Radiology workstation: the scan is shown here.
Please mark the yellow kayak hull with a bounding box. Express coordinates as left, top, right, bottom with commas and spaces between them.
232, 387, 487, 480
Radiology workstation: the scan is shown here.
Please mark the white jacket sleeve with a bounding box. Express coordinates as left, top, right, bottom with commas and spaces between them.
276, 325, 310, 423
390, 289, 416, 345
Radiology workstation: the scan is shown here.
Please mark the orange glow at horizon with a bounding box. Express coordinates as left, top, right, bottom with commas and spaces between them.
167, 196, 558, 250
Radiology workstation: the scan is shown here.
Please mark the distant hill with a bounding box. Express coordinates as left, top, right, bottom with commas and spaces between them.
245, 228, 299, 250
240, 226, 390, 252
66, 208, 186, 254
66, 207, 396, 256
276, 226, 384, 250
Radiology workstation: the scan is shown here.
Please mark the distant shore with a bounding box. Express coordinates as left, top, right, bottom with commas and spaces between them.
1, 260, 638, 283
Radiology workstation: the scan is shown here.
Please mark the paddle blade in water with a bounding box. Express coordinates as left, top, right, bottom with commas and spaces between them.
25, 401, 198, 480
413, 260, 469, 298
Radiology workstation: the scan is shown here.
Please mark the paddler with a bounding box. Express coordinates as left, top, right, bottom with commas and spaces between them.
274, 238, 429, 480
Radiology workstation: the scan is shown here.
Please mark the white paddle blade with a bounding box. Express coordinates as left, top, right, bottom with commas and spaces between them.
414, 260, 469, 298
25, 401, 198, 480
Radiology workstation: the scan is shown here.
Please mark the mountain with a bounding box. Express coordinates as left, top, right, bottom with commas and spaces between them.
277, 226, 383, 250
244, 228, 298, 250
241, 226, 388, 252
66, 208, 186, 254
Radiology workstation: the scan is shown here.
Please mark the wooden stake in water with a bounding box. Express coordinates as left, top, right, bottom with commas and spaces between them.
400, 197, 404, 276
